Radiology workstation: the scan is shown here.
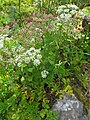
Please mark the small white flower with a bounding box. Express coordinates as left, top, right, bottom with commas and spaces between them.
41, 70, 49, 78
78, 11, 84, 16
35, 49, 41, 54
17, 62, 21, 67
30, 47, 35, 52
15, 55, 21, 62
33, 59, 40, 66
78, 35, 82, 39
86, 37, 89, 40
82, 34, 85, 37
70, 10, 76, 15
25, 57, 30, 64
64, 9, 69, 13
5, 37, 10, 40
57, 9, 63, 14
32, 52, 36, 57
21, 76, 25, 82
8, 58, 13, 64
31, 38, 35, 42
60, 13, 71, 19
30, 55, 35, 61
74, 37, 78, 40
66, 13, 72, 18
3, 34, 8, 37
67, 4, 71, 8
22, 53, 26, 57
26, 49, 31, 54
12, 47, 16, 52
37, 54, 42, 59
16, 45, 25, 52
59, 5, 66, 9
0, 40, 3, 48
35, 28, 40, 31
71, 4, 79, 10
60, 13, 65, 19
0, 35, 4, 39
27, 52, 32, 56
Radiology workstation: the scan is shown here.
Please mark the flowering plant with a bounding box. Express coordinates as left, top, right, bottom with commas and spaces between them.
0, 2, 90, 119
56, 4, 84, 20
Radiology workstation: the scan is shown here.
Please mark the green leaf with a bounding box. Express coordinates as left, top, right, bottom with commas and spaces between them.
28, 76, 32, 81
40, 109, 46, 118
28, 68, 33, 73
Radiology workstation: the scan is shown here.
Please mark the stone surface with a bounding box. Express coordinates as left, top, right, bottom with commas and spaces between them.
52, 94, 90, 120
82, 16, 90, 31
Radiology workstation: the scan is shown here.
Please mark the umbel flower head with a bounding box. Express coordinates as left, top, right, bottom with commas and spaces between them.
41, 70, 49, 78
56, 4, 84, 20
0, 34, 10, 49
14, 47, 42, 67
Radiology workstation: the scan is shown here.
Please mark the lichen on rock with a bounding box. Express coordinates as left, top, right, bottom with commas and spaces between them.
52, 94, 90, 120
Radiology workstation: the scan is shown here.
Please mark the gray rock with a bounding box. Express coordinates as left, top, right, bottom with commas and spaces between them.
52, 94, 90, 120
82, 16, 90, 31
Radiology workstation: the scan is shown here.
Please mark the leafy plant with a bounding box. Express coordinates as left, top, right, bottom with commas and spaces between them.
0, 1, 90, 120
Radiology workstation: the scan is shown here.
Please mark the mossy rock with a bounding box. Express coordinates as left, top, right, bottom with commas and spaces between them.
82, 16, 90, 31
72, 87, 90, 114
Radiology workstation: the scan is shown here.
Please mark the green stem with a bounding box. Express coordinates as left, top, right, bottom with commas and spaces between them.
19, 0, 20, 13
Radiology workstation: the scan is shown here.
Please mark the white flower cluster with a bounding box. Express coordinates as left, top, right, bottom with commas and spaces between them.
0, 39, 42, 68
11, 45, 25, 55
0, 34, 9, 49
0, 34, 9, 40
0, 40, 3, 49
14, 47, 42, 67
56, 4, 84, 20
41, 70, 49, 78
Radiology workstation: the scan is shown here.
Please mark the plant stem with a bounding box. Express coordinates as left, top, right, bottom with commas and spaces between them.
19, 0, 20, 13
